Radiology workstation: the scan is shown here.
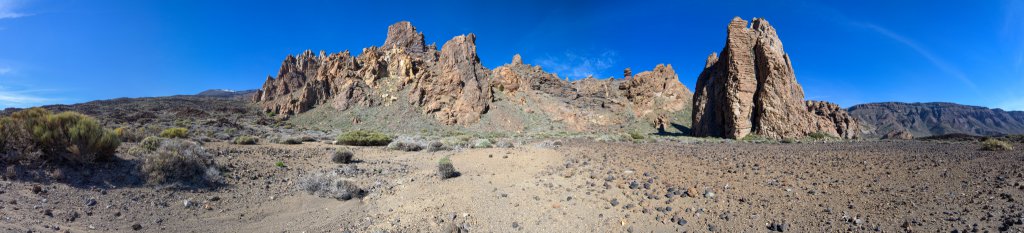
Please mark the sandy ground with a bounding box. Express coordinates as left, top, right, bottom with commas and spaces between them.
2, 139, 1023, 232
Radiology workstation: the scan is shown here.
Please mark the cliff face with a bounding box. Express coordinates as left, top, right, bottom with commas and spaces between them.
848, 102, 1024, 138
254, 21, 694, 133
692, 17, 858, 139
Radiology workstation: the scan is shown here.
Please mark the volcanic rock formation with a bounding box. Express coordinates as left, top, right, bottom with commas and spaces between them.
254, 21, 693, 132
254, 21, 493, 125
692, 17, 858, 139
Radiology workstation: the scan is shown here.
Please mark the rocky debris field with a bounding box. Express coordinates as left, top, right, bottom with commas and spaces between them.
1, 138, 1021, 232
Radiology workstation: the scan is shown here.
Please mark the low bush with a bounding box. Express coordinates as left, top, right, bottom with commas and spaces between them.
387, 136, 426, 151
332, 150, 353, 164
981, 138, 1014, 151
279, 137, 302, 145
437, 156, 459, 179
0, 108, 120, 163
232, 135, 258, 145
806, 132, 833, 140
494, 140, 515, 148
140, 139, 220, 187
472, 139, 493, 148
628, 131, 646, 140
336, 130, 392, 146
426, 141, 447, 152
139, 136, 163, 152
114, 127, 143, 142
159, 127, 189, 139
298, 173, 364, 200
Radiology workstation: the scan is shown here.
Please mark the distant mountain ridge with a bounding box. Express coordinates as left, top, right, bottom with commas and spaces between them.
196, 89, 257, 99
848, 102, 1024, 138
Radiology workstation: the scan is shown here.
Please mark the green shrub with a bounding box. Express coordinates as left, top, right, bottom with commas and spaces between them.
807, 132, 832, 140
114, 127, 143, 142
628, 131, 646, 140
981, 138, 1013, 151
139, 136, 163, 152
437, 156, 459, 179
336, 130, 392, 146
332, 150, 353, 164
141, 139, 220, 187
160, 127, 189, 138
279, 137, 302, 145
741, 134, 766, 141
0, 108, 120, 163
232, 135, 258, 145
472, 139, 493, 148
275, 161, 286, 167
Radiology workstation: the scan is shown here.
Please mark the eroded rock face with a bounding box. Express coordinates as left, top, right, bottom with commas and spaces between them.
254, 21, 693, 131
409, 34, 492, 125
491, 54, 573, 97
621, 64, 693, 131
692, 17, 858, 139
255, 21, 491, 125
382, 21, 427, 54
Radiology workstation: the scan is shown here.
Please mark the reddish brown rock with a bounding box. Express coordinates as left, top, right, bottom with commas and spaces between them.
491, 54, 572, 97
621, 64, 692, 131
407, 34, 492, 125
692, 17, 858, 139
382, 21, 427, 53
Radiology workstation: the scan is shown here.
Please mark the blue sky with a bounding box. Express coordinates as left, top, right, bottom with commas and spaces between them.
1, 0, 1022, 111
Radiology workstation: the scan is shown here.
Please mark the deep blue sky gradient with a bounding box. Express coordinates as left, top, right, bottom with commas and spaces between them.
1, 0, 1022, 110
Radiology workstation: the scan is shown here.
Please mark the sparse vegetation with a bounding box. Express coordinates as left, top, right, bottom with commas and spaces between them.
298, 173, 364, 201
160, 127, 189, 138
981, 138, 1013, 151
0, 108, 120, 163
437, 156, 459, 179
232, 135, 258, 145
140, 139, 220, 187
336, 130, 392, 146
275, 161, 286, 167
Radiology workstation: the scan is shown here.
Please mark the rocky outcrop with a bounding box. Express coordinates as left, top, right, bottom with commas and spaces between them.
254, 21, 693, 132
621, 64, 692, 131
692, 17, 858, 139
491, 54, 573, 97
409, 34, 492, 125
382, 21, 427, 54
255, 21, 491, 125
848, 102, 1024, 138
